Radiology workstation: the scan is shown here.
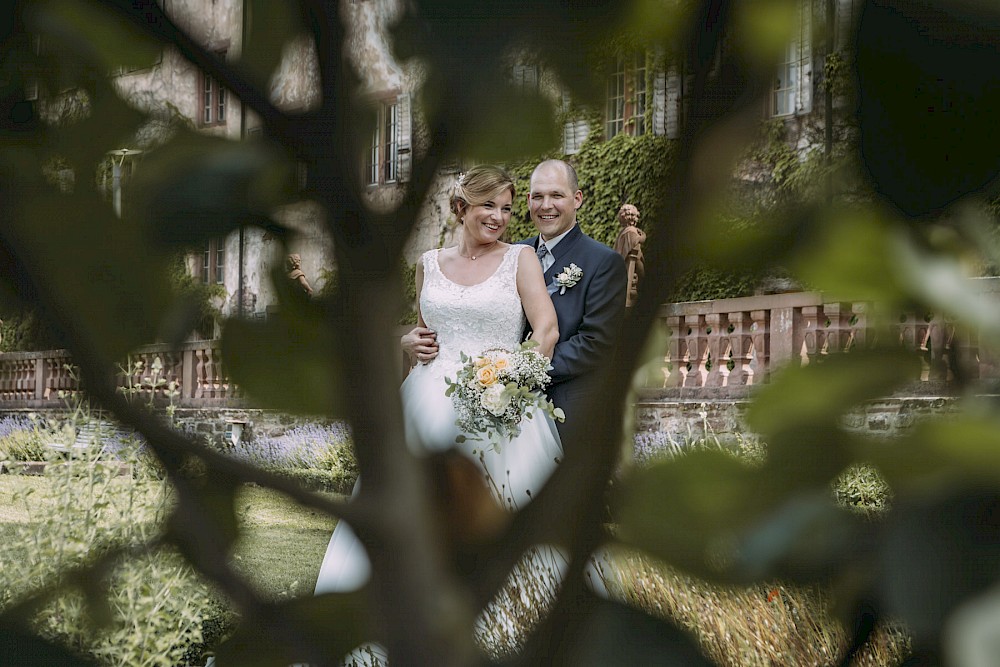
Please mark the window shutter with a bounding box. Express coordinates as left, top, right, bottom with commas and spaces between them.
797, 0, 813, 114
397, 93, 412, 182
653, 64, 667, 136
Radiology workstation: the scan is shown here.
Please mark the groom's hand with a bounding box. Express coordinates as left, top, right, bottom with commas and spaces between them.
402, 327, 438, 364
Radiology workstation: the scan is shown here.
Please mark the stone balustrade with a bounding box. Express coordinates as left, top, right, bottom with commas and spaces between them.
653, 278, 1000, 395
0, 340, 240, 409
3, 282, 1000, 409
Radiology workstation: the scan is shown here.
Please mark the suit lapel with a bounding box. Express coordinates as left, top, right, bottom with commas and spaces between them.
543, 224, 583, 282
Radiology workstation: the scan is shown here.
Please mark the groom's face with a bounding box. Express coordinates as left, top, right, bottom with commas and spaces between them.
528, 163, 583, 241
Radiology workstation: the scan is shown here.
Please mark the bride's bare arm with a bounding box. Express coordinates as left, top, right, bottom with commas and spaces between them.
516, 246, 558, 359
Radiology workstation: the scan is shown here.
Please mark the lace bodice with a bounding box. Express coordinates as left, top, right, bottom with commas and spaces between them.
418, 245, 525, 378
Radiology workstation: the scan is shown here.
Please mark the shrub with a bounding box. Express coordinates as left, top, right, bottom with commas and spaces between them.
0, 452, 219, 666
230, 423, 358, 493
0, 415, 53, 462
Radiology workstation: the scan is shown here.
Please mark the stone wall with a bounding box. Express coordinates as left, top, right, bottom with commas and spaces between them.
0, 407, 345, 450
634, 392, 965, 457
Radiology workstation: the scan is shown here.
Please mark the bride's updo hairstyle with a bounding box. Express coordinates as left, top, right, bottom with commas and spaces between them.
450, 164, 515, 223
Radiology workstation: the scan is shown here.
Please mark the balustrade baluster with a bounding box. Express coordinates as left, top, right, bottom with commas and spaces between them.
749, 310, 768, 384
800, 306, 820, 366
705, 313, 726, 387
726, 312, 752, 386
848, 302, 868, 351
683, 314, 708, 388
662, 316, 683, 387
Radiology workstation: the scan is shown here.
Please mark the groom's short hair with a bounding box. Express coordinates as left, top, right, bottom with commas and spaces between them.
536, 159, 579, 193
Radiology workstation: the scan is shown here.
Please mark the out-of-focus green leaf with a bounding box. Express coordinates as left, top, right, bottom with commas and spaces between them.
856, 0, 1000, 218
6, 164, 170, 362
618, 450, 776, 577
877, 490, 1000, 645
222, 289, 341, 416
519, 594, 713, 666
54, 82, 150, 181
241, 1, 306, 90
27, 0, 162, 74
0, 625, 97, 666
892, 231, 1000, 346
214, 591, 371, 666
732, 0, 798, 66
459, 90, 558, 163
792, 211, 908, 304
872, 417, 1000, 493
129, 133, 295, 248
621, 0, 687, 47
731, 492, 867, 583
746, 350, 919, 438
170, 472, 243, 556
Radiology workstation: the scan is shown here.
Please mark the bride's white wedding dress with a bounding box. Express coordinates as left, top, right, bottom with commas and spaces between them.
314, 245, 602, 662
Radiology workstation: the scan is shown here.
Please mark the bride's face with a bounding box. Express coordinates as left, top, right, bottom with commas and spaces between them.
464, 189, 513, 244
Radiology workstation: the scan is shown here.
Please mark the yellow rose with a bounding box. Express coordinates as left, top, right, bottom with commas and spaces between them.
476, 365, 498, 386
474, 356, 491, 368
493, 356, 509, 371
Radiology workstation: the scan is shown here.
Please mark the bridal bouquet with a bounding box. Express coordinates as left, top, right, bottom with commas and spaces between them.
445, 341, 565, 451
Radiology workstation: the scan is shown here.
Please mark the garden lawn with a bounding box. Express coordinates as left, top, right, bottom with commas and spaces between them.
0, 474, 342, 601
231, 485, 343, 599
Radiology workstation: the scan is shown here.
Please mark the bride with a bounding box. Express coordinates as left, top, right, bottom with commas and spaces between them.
314, 165, 570, 659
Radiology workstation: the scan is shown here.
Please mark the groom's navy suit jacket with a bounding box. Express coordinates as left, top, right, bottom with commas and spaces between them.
521, 224, 626, 447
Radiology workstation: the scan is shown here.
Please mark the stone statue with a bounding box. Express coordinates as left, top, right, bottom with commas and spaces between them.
613, 204, 645, 307
286, 254, 313, 297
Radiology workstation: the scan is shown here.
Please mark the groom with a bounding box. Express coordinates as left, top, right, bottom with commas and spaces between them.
520, 159, 626, 448
402, 159, 627, 451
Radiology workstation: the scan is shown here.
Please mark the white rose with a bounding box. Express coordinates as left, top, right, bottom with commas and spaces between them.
480, 383, 510, 416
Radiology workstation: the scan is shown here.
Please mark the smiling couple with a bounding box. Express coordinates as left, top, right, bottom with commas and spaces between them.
311, 159, 626, 664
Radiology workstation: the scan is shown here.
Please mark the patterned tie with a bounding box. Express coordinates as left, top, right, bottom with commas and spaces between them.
536, 242, 551, 272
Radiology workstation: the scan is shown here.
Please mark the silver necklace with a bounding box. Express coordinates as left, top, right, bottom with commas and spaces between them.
465, 241, 498, 260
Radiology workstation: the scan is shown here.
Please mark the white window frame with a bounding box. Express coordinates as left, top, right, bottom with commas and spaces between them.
606, 52, 648, 139
770, 1, 812, 117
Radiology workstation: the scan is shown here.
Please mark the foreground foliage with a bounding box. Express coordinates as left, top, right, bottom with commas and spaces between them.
2, 0, 1000, 664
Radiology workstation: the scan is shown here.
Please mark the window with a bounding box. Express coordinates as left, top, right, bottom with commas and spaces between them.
365, 100, 400, 185
606, 52, 647, 139
512, 64, 539, 92
201, 238, 225, 285
24, 35, 41, 101
770, 1, 812, 117
200, 53, 227, 126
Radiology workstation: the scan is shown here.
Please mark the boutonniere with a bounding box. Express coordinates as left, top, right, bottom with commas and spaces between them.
554, 264, 583, 295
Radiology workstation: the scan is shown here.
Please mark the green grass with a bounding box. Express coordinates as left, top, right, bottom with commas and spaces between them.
231, 485, 342, 599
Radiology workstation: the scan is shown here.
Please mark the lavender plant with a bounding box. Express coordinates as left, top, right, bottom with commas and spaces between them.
231, 422, 358, 493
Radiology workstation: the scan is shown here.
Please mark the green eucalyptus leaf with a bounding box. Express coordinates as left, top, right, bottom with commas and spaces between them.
872, 416, 1000, 492
792, 211, 908, 304
892, 231, 1000, 346
12, 186, 169, 363
170, 471, 243, 556
746, 349, 920, 438
732, 0, 799, 66
877, 490, 1000, 645
128, 132, 295, 248
617, 450, 777, 578
460, 90, 558, 164
222, 304, 341, 416
0, 626, 96, 666
521, 594, 713, 666
856, 0, 1000, 218
730, 492, 867, 583
214, 591, 371, 666
241, 1, 306, 90
28, 0, 163, 74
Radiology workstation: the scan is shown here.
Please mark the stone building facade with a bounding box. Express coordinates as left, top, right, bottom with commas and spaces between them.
106, 0, 856, 327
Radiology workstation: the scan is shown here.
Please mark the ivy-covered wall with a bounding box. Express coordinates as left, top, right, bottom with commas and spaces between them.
504, 132, 674, 248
